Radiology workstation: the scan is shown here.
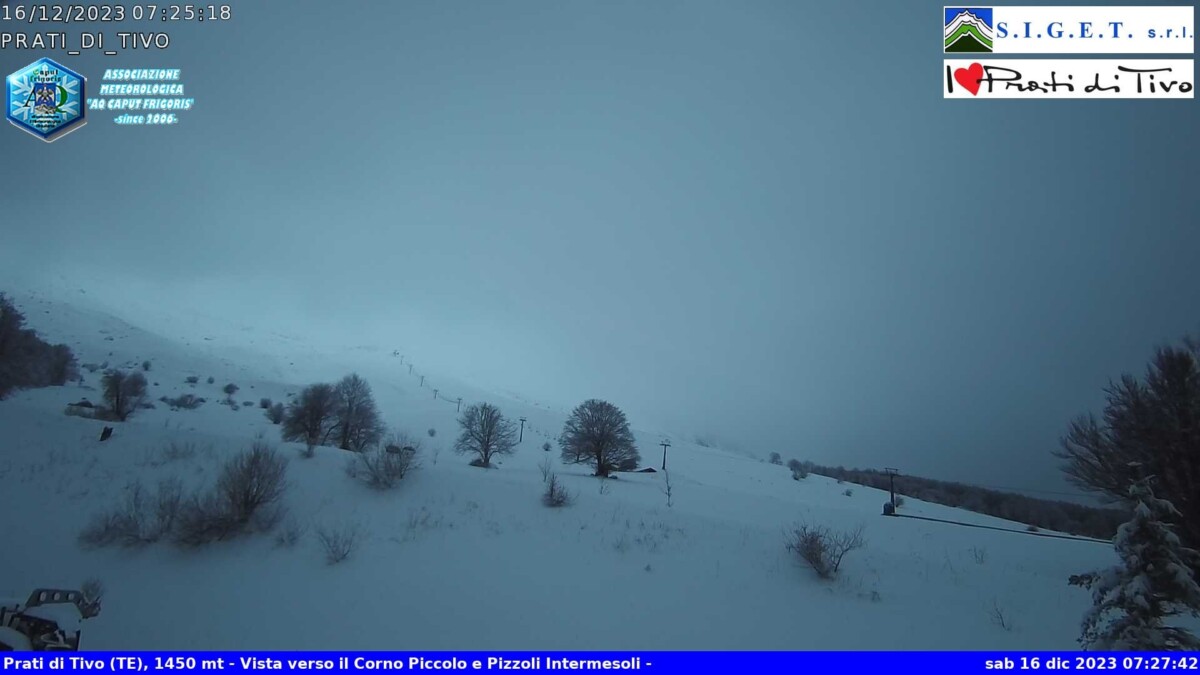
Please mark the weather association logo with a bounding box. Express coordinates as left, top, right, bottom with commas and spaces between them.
945, 7, 994, 53
6, 58, 87, 142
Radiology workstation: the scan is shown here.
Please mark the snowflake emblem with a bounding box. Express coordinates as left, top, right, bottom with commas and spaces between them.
6, 58, 87, 142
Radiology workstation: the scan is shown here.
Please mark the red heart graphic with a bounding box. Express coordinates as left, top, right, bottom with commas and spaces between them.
954, 63, 984, 95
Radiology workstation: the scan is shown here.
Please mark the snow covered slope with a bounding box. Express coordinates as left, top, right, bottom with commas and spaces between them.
0, 287, 1116, 650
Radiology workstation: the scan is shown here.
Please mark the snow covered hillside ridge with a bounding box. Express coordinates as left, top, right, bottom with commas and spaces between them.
0, 289, 1118, 649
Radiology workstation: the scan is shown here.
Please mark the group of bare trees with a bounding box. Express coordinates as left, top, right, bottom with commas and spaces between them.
276, 377, 644, 485
452, 398, 641, 477
281, 374, 385, 453
452, 398, 639, 512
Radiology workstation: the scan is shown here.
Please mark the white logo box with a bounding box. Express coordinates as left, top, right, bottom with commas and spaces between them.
945, 6, 1194, 54
944, 59, 1194, 98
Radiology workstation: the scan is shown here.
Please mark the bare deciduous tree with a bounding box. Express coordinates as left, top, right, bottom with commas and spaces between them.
454, 402, 518, 468
333, 374, 385, 452
282, 383, 339, 448
558, 399, 639, 477
1055, 338, 1200, 560
265, 402, 285, 425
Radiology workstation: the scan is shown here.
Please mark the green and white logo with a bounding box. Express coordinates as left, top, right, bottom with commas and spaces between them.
945, 8, 994, 53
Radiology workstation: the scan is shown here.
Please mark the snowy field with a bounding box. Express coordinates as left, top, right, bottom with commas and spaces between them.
0, 284, 1117, 650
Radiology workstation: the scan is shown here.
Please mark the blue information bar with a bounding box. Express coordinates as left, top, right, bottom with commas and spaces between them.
2, 652, 1198, 674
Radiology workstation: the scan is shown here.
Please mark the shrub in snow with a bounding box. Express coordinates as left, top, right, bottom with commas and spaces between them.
991, 600, 1013, 631
769, 452, 783, 465
317, 522, 359, 565
843, 488, 854, 497
79, 478, 184, 548
259, 398, 272, 409
142, 360, 151, 371
787, 458, 808, 480
242, 400, 254, 408
217, 442, 288, 526
786, 522, 865, 580
538, 455, 553, 483
559, 399, 639, 477
971, 546, 988, 565
274, 518, 305, 548
175, 443, 288, 546
80, 578, 104, 608
161, 393, 204, 410
206, 376, 215, 384
384, 431, 421, 455
543, 474, 572, 508
101, 369, 148, 421
185, 376, 199, 384
427, 427, 436, 438
542, 441, 552, 452
455, 402, 518, 468
347, 446, 417, 490
1069, 478, 1200, 650
64, 403, 103, 420
174, 493, 238, 546
265, 402, 285, 425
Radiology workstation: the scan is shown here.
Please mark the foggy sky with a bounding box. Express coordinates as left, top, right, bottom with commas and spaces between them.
1, 0, 1197, 498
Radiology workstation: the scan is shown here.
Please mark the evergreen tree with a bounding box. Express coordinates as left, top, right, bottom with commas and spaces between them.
1070, 477, 1200, 650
